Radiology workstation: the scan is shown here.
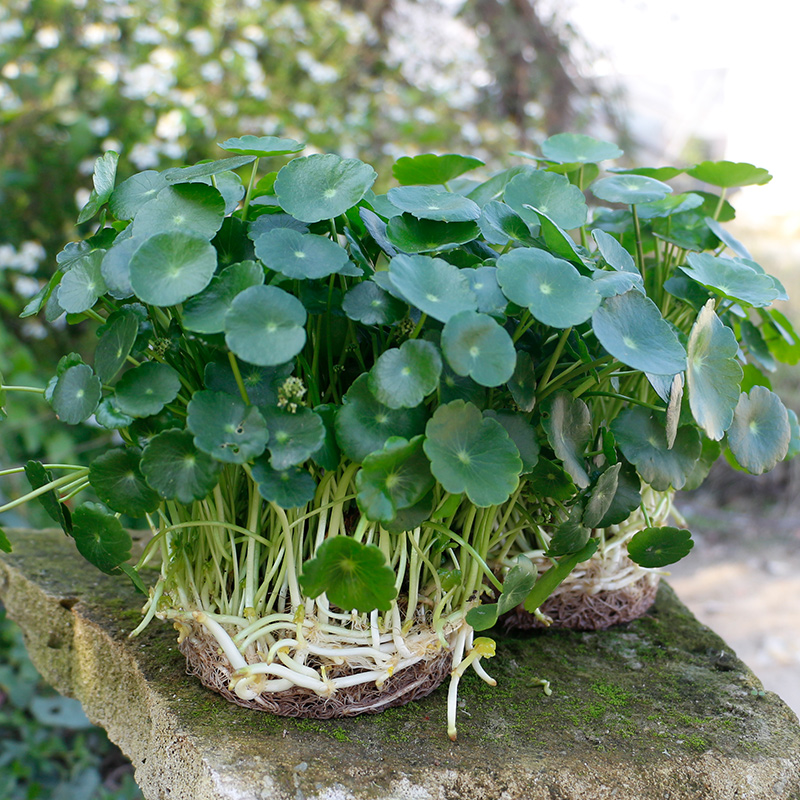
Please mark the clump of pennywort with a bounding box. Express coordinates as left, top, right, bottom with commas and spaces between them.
0, 134, 797, 738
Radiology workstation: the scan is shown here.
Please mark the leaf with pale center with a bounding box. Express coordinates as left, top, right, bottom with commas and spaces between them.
681, 253, 780, 307
727, 386, 791, 474
541, 133, 623, 164
114, 362, 181, 419
49, 364, 102, 424
368, 339, 442, 409
386, 186, 480, 222
627, 527, 693, 568
88, 448, 161, 517
252, 461, 317, 509
504, 170, 587, 230
686, 300, 743, 440
591, 174, 672, 205
442, 310, 516, 387
261, 406, 325, 470
218, 135, 305, 157
71, 502, 133, 574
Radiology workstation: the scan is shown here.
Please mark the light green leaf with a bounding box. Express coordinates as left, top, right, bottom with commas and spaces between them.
635, 192, 704, 220
592, 229, 637, 273
114, 362, 181, 418
591, 174, 672, 205
253, 228, 350, 279
224, 285, 307, 367
71, 502, 133, 574
57, 250, 107, 313
77, 151, 119, 224
131, 183, 225, 239
686, 160, 772, 188
187, 390, 269, 463
423, 400, 521, 507
592, 290, 687, 375
541, 133, 623, 164
681, 253, 780, 307
182, 261, 264, 334
108, 170, 169, 220
392, 153, 484, 185
388, 254, 477, 322
88, 448, 161, 517
299, 536, 398, 613
686, 301, 743, 440
369, 339, 442, 409
627, 527, 694, 568
386, 186, 480, 222
274, 154, 377, 223
461, 266, 507, 317
335, 374, 428, 462
727, 386, 791, 474
218, 135, 305, 157
100, 236, 136, 299
129, 231, 217, 307
504, 170, 587, 230
140, 428, 221, 503
356, 436, 435, 523
496, 248, 600, 328
478, 201, 537, 246
441, 310, 516, 387
162, 155, 255, 184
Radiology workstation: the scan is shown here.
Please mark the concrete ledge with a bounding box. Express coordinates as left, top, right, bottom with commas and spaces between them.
1, 528, 799, 800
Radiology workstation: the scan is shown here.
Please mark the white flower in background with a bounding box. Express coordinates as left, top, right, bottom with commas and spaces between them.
122, 63, 175, 100
13, 276, 41, 298
291, 102, 316, 120
34, 25, 60, 49
241, 25, 266, 45
102, 137, 122, 153
95, 59, 120, 84
156, 109, 185, 141
133, 25, 162, 45
79, 157, 97, 175
160, 141, 185, 160
158, 17, 179, 36
20, 320, 48, 341
0, 82, 21, 111
232, 39, 257, 61
187, 27, 214, 57
296, 51, 339, 85
80, 22, 120, 46
75, 187, 91, 210
0, 19, 24, 44
1, 62, 20, 80
129, 142, 160, 169
88, 116, 111, 137
150, 47, 178, 72
0, 241, 46, 273
200, 61, 223, 84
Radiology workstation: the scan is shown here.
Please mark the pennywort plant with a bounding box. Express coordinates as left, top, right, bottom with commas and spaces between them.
0, 133, 797, 738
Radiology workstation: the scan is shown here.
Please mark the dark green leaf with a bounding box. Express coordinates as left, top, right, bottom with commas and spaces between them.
49, 364, 102, 424
342, 281, 406, 325
540, 391, 592, 488
88, 448, 161, 517
423, 400, 521, 507
385, 214, 480, 253
478, 201, 537, 246
596, 460, 641, 527
254, 228, 350, 279
204, 356, 291, 406
582, 463, 622, 529
497, 555, 538, 614
311, 403, 341, 471
24, 461, 72, 534
187, 390, 269, 463
262, 406, 325, 469
547, 501, 589, 556
100, 236, 136, 300
465, 603, 500, 631
94, 308, 140, 383
483, 410, 539, 473
508, 352, 537, 413
140, 428, 221, 503
94, 398, 133, 430
252, 461, 317, 508
299, 536, 397, 612
114, 362, 181, 418
525, 456, 576, 501
71, 502, 133, 574
627, 526, 693, 568
0, 529, 11, 553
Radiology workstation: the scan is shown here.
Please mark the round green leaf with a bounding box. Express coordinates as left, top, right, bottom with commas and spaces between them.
114, 362, 181, 418
218, 135, 305, 157
50, 364, 101, 424
636, 192, 704, 220
591, 175, 672, 205
187, 391, 269, 463
388, 254, 477, 322
525, 456, 576, 501
94, 398, 133, 430
342, 281, 406, 326
628, 526, 693, 568
94, 308, 140, 383
261, 406, 325, 469
129, 232, 217, 307
109, 170, 169, 220
461, 266, 507, 317
478, 200, 537, 246
423, 400, 521, 507
540, 391, 592, 488
252, 461, 317, 508
369, 339, 442, 409
72, 502, 133, 574
356, 435, 434, 523
504, 171, 587, 230
727, 386, 791, 474
541, 133, 623, 164
88, 448, 161, 517
253, 228, 349, 280
300, 536, 398, 613
335, 374, 428, 463
385, 214, 480, 253
386, 186, 480, 222
611, 408, 701, 491
224, 285, 307, 367
496, 248, 600, 328
140, 428, 221, 503
687, 301, 743, 440
391, 153, 484, 185
131, 183, 225, 240
686, 160, 772, 188
57, 250, 107, 313
592, 290, 687, 375
608, 166, 684, 182
681, 253, 780, 307
441, 310, 515, 387
182, 261, 264, 334
274, 154, 377, 223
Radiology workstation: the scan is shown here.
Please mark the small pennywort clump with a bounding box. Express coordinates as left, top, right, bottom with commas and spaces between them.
0, 133, 796, 738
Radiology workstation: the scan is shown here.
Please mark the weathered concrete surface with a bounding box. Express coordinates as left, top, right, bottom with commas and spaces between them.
1, 528, 799, 800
